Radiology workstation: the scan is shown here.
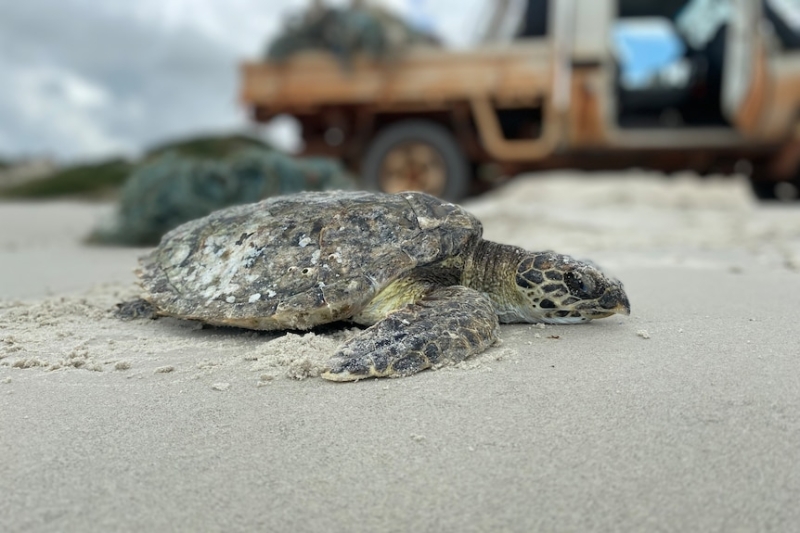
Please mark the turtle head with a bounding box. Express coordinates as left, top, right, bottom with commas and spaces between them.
512, 251, 630, 324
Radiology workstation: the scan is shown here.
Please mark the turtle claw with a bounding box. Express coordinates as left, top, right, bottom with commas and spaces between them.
321, 352, 429, 382
321, 354, 374, 382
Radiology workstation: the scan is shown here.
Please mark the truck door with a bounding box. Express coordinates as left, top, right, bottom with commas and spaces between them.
721, 0, 768, 134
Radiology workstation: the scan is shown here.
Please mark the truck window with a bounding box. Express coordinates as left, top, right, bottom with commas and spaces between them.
482, 0, 550, 43
517, 0, 549, 38
611, 18, 687, 89
765, 0, 800, 49
613, 0, 731, 128
617, 0, 689, 18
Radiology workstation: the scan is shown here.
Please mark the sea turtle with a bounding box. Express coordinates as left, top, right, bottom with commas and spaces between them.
120, 190, 630, 381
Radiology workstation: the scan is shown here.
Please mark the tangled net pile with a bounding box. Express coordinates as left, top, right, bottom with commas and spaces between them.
89, 149, 356, 246
266, 3, 439, 67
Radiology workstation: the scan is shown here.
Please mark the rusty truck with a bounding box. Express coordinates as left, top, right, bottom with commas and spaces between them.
240, 0, 800, 201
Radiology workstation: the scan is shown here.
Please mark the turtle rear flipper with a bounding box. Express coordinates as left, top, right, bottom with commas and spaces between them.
322, 286, 499, 381
115, 298, 159, 320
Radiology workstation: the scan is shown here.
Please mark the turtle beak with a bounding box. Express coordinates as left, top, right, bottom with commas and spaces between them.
616, 301, 631, 316
597, 286, 631, 317
612, 290, 631, 316
588, 299, 629, 320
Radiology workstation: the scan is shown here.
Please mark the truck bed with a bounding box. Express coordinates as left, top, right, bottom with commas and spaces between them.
240, 41, 553, 118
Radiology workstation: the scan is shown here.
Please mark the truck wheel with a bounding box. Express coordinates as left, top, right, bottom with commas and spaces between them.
750, 178, 778, 201
361, 120, 470, 201
750, 177, 800, 201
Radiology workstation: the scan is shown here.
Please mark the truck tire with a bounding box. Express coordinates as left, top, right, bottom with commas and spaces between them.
750, 178, 778, 200
750, 177, 800, 201
361, 120, 470, 201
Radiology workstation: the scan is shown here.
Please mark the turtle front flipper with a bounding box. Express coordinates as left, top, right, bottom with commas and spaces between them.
322, 286, 499, 381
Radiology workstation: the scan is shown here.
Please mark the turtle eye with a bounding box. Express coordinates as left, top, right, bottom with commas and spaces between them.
565, 271, 598, 298
580, 273, 595, 295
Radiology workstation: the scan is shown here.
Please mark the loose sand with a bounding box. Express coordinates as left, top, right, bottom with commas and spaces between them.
1, 171, 799, 532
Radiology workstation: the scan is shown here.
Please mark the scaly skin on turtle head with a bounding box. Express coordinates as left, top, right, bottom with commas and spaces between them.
512, 251, 630, 324
463, 241, 630, 325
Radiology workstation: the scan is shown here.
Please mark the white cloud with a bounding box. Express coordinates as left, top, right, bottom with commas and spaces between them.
0, 0, 483, 162
0, 62, 132, 159
15, 66, 111, 113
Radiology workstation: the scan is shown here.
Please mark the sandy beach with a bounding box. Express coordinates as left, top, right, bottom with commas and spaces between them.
2, 171, 800, 532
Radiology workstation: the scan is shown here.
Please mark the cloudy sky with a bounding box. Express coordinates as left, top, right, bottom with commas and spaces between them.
0, 0, 485, 163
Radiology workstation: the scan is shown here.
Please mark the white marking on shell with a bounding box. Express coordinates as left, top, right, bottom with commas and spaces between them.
266, 290, 277, 298
249, 293, 261, 303
163, 243, 192, 268
416, 216, 439, 230
318, 282, 326, 288
189, 232, 255, 304
243, 246, 264, 267
298, 236, 312, 247
202, 287, 214, 298
311, 249, 321, 265
202, 241, 215, 256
